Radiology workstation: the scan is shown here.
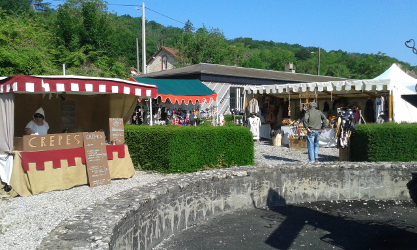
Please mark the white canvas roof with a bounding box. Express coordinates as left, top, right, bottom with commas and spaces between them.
375, 63, 417, 93
244, 64, 417, 123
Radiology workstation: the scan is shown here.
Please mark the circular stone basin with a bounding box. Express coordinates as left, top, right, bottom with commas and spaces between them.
154, 200, 417, 250
39, 162, 417, 250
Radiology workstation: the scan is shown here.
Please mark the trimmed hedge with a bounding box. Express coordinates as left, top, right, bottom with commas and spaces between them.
125, 125, 255, 173
350, 123, 417, 162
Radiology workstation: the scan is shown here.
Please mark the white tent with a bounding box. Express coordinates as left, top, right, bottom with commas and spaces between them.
374, 64, 417, 123
375, 63, 417, 93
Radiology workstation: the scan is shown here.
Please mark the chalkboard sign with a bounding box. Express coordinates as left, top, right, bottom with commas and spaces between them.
109, 118, 124, 144
61, 101, 75, 130
83, 132, 111, 187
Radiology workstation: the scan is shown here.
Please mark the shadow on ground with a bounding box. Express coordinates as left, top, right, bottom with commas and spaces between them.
263, 188, 417, 250
154, 189, 417, 250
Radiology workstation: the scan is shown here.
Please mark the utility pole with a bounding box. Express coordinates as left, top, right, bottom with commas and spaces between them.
142, 2, 146, 75
317, 46, 321, 75
141, 3, 152, 125
136, 38, 140, 75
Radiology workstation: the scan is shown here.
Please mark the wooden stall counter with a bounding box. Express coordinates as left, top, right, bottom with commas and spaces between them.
6, 144, 135, 197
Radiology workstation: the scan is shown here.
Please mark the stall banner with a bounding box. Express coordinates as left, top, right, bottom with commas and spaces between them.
299, 94, 317, 98
109, 118, 124, 144
23, 133, 83, 152
83, 132, 111, 187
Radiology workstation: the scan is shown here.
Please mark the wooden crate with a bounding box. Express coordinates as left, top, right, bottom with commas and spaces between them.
289, 138, 307, 148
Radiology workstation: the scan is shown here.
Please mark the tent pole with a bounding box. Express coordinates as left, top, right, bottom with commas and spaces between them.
150, 98, 153, 126
389, 90, 393, 122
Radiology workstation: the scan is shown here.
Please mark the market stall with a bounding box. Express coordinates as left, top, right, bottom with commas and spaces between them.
0, 75, 157, 196
243, 64, 417, 149
130, 78, 218, 126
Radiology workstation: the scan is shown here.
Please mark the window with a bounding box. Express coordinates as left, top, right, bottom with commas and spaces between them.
162, 56, 167, 70
229, 87, 245, 112
229, 87, 237, 109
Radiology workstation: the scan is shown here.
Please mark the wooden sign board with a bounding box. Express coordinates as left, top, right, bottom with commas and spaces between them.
83, 132, 111, 187
23, 133, 84, 152
299, 94, 317, 99
109, 118, 124, 144
61, 101, 76, 130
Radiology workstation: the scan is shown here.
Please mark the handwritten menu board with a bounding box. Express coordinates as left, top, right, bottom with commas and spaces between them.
109, 118, 124, 144
83, 132, 111, 187
61, 101, 75, 130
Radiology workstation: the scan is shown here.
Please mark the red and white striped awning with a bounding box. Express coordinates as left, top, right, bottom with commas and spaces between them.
0, 75, 157, 98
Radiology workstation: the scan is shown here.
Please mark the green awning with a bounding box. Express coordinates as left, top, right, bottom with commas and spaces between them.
131, 78, 217, 104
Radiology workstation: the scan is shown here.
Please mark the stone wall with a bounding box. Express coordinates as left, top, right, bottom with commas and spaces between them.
38, 162, 417, 250
147, 51, 177, 74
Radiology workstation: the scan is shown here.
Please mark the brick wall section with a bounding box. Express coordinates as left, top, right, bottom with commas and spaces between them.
38, 162, 417, 250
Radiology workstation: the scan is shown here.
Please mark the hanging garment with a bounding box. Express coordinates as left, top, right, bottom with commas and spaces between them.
248, 98, 259, 114
375, 97, 385, 124
384, 96, 389, 121
323, 101, 330, 112
352, 110, 360, 124
248, 116, 261, 140
282, 100, 289, 118
365, 99, 375, 123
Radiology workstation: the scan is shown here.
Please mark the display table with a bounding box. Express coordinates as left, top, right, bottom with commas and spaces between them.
281, 126, 337, 147
5, 144, 135, 197
260, 124, 271, 139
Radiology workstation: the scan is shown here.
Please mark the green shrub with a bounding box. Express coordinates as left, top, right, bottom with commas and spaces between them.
350, 123, 417, 162
125, 125, 254, 173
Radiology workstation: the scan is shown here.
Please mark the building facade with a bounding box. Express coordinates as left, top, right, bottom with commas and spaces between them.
146, 46, 179, 74
137, 63, 347, 117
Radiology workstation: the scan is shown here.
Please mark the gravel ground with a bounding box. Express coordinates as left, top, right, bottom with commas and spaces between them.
0, 141, 338, 250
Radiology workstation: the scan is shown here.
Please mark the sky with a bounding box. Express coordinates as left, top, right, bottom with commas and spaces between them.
50, 0, 417, 66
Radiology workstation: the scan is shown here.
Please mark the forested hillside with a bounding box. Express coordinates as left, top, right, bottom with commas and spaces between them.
0, 0, 415, 80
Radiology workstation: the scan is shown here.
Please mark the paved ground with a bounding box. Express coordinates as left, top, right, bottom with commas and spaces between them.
153, 200, 417, 250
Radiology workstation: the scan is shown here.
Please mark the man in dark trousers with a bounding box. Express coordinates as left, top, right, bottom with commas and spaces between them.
303, 102, 327, 162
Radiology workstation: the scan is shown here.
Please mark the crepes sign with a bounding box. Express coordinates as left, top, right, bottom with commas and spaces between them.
23, 133, 84, 152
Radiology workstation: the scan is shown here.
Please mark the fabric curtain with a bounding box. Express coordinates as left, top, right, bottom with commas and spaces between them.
0, 93, 14, 185
109, 94, 137, 124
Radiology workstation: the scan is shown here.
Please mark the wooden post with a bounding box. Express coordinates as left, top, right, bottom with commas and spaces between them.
339, 141, 350, 161
306, 89, 309, 104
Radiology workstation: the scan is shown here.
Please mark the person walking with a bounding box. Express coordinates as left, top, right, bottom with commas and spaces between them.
303, 102, 327, 162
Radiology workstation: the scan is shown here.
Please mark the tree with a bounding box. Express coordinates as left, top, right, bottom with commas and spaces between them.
0, 0, 31, 14
325, 64, 349, 78
183, 20, 194, 33
55, 3, 81, 50
0, 9, 57, 75
295, 48, 312, 61
174, 25, 235, 66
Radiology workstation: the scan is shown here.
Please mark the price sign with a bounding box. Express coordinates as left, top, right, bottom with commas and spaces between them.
109, 118, 124, 144
83, 132, 111, 187
61, 101, 75, 130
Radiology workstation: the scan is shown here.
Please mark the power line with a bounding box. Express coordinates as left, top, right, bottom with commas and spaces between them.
47, 1, 187, 26
144, 7, 186, 25
108, 4, 139, 7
